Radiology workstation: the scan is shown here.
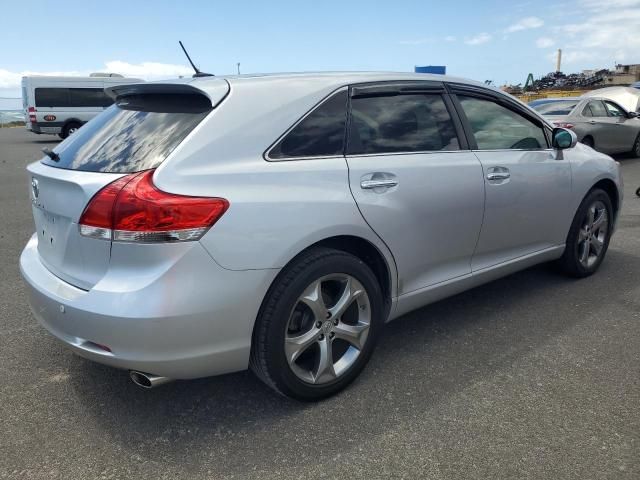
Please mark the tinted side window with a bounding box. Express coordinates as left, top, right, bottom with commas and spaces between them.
35, 88, 71, 107
604, 101, 625, 117
582, 104, 593, 117
347, 94, 459, 154
69, 88, 113, 108
458, 96, 547, 150
269, 90, 347, 159
588, 101, 608, 117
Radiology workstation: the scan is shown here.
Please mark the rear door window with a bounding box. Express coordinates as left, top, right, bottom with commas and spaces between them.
458, 95, 548, 150
587, 101, 608, 117
269, 90, 348, 159
347, 93, 459, 154
43, 93, 212, 173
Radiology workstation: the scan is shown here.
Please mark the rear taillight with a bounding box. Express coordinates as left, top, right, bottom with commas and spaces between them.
28, 106, 37, 124
78, 170, 229, 243
553, 121, 574, 129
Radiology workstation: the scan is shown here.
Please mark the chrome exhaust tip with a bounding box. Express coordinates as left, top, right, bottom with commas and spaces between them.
129, 371, 172, 389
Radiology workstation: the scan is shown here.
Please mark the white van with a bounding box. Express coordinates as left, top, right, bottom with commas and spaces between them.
22, 73, 143, 138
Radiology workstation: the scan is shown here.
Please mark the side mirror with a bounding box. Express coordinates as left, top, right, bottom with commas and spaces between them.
552, 127, 577, 149
628, 111, 639, 119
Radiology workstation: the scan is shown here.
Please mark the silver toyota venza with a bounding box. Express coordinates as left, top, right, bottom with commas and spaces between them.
20, 73, 623, 400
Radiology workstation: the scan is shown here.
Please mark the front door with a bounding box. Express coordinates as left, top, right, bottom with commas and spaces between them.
453, 93, 572, 271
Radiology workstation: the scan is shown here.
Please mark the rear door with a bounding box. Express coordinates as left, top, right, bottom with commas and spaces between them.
345, 82, 485, 294
582, 100, 617, 152
450, 88, 571, 270
28, 81, 228, 289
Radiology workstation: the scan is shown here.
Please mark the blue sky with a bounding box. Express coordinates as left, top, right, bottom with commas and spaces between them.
2, 0, 639, 107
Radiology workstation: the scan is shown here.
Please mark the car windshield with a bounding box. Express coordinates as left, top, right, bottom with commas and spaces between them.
42, 93, 212, 173
531, 100, 579, 115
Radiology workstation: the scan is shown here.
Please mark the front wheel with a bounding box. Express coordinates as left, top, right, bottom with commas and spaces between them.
558, 189, 613, 278
250, 247, 384, 401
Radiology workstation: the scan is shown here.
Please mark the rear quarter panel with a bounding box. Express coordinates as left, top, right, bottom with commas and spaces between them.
153, 78, 398, 295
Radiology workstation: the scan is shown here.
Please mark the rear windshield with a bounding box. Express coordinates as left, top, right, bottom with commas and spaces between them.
531, 100, 578, 116
43, 93, 212, 173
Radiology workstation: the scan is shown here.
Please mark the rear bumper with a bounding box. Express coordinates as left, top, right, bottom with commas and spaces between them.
20, 234, 278, 379
27, 123, 61, 134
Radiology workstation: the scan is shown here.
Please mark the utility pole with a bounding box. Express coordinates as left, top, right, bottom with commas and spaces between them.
237, 63, 241, 75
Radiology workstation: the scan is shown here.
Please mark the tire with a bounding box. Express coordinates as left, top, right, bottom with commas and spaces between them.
558, 188, 613, 278
250, 247, 384, 401
60, 122, 81, 139
630, 133, 640, 158
581, 136, 594, 149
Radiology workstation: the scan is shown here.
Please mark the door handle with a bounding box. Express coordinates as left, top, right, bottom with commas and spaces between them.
486, 172, 510, 181
486, 167, 510, 181
361, 179, 399, 189
360, 172, 398, 190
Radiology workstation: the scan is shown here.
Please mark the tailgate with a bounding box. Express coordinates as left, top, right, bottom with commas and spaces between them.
28, 162, 124, 290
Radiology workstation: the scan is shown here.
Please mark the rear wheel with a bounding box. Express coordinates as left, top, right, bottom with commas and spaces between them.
60, 122, 81, 139
250, 247, 383, 401
558, 189, 613, 278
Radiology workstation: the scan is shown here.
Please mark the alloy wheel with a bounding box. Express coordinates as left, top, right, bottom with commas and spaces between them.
577, 200, 609, 268
284, 274, 371, 384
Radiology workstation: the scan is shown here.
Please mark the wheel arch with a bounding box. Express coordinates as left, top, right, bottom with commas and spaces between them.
591, 178, 620, 216
61, 118, 83, 134
255, 234, 397, 331
311, 235, 394, 316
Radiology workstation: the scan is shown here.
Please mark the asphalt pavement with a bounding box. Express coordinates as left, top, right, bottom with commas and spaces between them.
1, 127, 639, 479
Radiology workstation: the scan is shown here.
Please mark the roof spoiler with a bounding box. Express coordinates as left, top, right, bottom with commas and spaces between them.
105, 82, 209, 101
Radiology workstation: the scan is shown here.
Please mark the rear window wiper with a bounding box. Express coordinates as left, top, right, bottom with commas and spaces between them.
42, 148, 59, 162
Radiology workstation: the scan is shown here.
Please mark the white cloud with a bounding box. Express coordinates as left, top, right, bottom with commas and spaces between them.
553, 1, 640, 68
579, 0, 639, 10
0, 61, 193, 91
536, 37, 555, 48
464, 33, 492, 45
103, 61, 193, 79
0, 69, 85, 89
444, 35, 456, 42
547, 50, 595, 65
505, 16, 544, 33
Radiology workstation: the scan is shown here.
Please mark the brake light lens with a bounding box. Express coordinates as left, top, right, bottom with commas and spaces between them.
553, 121, 574, 129
79, 170, 229, 243
28, 106, 37, 124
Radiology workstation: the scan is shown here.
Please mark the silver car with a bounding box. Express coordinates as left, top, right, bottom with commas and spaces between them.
20, 73, 623, 400
530, 97, 640, 156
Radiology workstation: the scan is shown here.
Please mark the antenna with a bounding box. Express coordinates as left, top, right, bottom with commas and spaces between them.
178, 41, 214, 78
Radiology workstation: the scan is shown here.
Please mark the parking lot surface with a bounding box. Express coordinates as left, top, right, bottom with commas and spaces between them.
1, 127, 639, 479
